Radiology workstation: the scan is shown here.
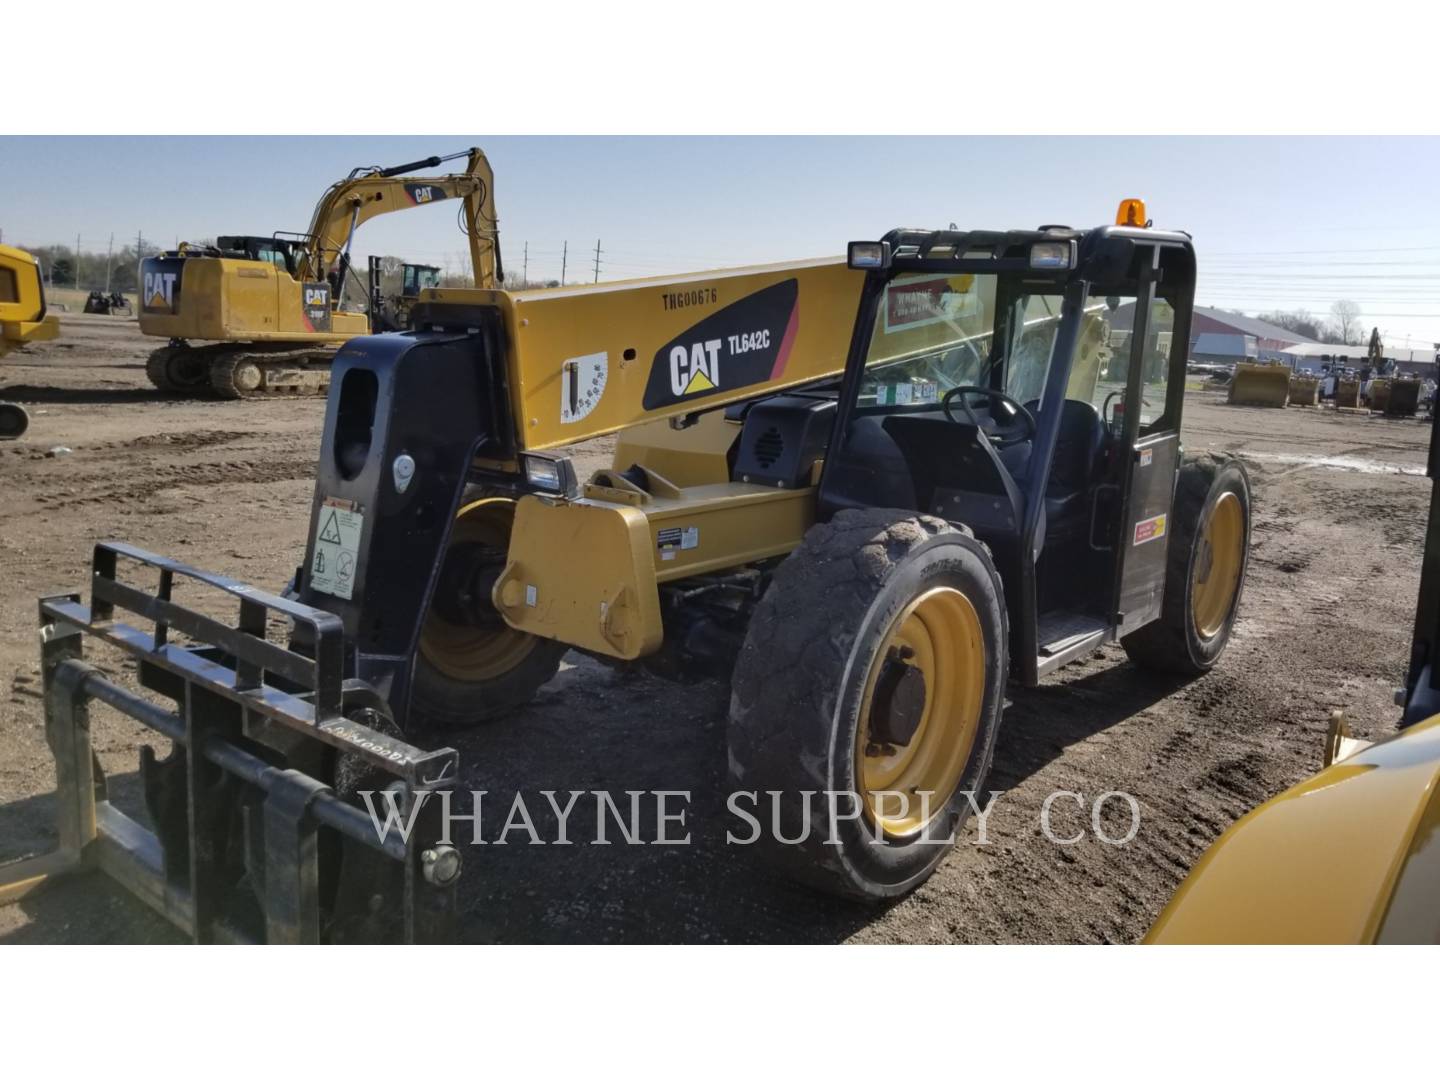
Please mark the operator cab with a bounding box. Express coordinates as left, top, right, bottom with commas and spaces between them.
402, 263, 443, 297
215, 234, 303, 278
819, 216, 1195, 684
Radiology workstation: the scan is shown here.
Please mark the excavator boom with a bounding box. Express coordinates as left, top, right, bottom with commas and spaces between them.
300, 147, 499, 289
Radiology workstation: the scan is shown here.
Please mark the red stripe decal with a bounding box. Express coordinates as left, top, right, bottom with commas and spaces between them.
769, 301, 800, 380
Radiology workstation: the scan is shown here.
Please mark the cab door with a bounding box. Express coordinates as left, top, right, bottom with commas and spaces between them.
1112, 289, 1182, 634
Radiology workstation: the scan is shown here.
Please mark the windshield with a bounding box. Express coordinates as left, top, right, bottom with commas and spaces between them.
404, 265, 442, 293
859, 272, 1120, 413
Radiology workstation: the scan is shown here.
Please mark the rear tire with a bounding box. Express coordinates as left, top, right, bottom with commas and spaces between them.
410, 491, 566, 727
1122, 452, 1251, 675
728, 508, 1008, 902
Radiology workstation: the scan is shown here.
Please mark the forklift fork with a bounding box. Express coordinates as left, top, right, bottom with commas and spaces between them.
0, 542, 461, 943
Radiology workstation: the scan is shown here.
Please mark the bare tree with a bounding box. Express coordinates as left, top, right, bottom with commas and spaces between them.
1260, 308, 1326, 342
1329, 299, 1363, 346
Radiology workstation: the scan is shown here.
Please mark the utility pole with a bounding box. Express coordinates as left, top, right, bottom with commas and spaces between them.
105, 233, 115, 291
522, 241, 528, 284
592, 239, 602, 283
561, 241, 568, 286
75, 233, 82, 290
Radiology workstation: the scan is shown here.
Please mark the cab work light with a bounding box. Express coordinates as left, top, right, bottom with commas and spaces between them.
1029, 241, 1074, 270
522, 452, 579, 497
847, 241, 891, 270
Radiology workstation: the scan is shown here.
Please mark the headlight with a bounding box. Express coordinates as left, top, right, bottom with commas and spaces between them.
1029, 241, 1073, 270
848, 241, 891, 271
521, 452, 578, 497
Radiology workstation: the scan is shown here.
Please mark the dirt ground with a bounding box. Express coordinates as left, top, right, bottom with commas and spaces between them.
0, 312, 1430, 943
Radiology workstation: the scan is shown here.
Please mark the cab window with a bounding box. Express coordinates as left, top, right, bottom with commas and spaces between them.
1099, 298, 1174, 430
858, 273, 998, 406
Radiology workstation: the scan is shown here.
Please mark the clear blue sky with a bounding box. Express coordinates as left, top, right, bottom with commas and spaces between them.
2, 136, 1437, 349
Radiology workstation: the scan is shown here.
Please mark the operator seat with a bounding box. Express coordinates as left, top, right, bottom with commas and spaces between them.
1025, 398, 1106, 535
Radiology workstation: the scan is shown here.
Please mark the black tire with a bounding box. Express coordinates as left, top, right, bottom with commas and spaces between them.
0, 402, 30, 440
409, 490, 566, 728
728, 508, 1008, 902
1122, 452, 1251, 675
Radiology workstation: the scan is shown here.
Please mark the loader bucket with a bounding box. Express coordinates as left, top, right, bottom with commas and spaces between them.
0, 542, 461, 944
1227, 363, 1291, 407
1289, 375, 1321, 407
1369, 379, 1391, 413
1336, 379, 1361, 408
1387, 379, 1420, 417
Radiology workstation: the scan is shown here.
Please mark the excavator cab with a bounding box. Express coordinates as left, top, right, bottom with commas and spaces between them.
401, 263, 442, 297
822, 220, 1206, 684
214, 235, 304, 278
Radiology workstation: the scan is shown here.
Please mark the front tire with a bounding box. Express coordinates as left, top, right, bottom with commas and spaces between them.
1122, 452, 1251, 675
410, 493, 566, 727
728, 509, 1008, 902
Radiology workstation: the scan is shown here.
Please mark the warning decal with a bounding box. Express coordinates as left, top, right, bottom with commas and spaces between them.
310, 496, 364, 599
656, 525, 699, 561
1133, 513, 1167, 546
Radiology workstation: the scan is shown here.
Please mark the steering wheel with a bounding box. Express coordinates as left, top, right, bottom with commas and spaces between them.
941, 386, 1037, 448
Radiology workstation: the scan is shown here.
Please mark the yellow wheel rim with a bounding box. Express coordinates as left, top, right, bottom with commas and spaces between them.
1191, 491, 1244, 639
855, 586, 986, 838
419, 498, 540, 681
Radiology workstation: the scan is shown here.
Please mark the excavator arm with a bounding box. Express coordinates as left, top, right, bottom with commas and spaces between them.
299, 147, 499, 289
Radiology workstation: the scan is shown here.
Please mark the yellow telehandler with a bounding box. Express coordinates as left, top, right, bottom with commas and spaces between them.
0, 242, 60, 438
4, 201, 1251, 941
139, 147, 498, 398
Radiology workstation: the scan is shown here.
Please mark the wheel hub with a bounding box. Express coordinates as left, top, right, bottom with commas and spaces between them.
432, 541, 506, 629
856, 585, 986, 838
1191, 490, 1244, 639
867, 645, 927, 750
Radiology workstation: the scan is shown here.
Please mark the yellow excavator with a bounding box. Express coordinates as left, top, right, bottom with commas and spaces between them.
140, 147, 498, 399
0, 242, 60, 438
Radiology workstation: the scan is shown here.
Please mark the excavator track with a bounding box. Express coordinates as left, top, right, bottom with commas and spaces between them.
146, 344, 216, 395
209, 349, 337, 398
147, 343, 338, 399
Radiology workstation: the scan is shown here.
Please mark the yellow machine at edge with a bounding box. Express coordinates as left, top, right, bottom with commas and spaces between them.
1148, 411, 1440, 944
0, 242, 60, 438
139, 147, 498, 399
